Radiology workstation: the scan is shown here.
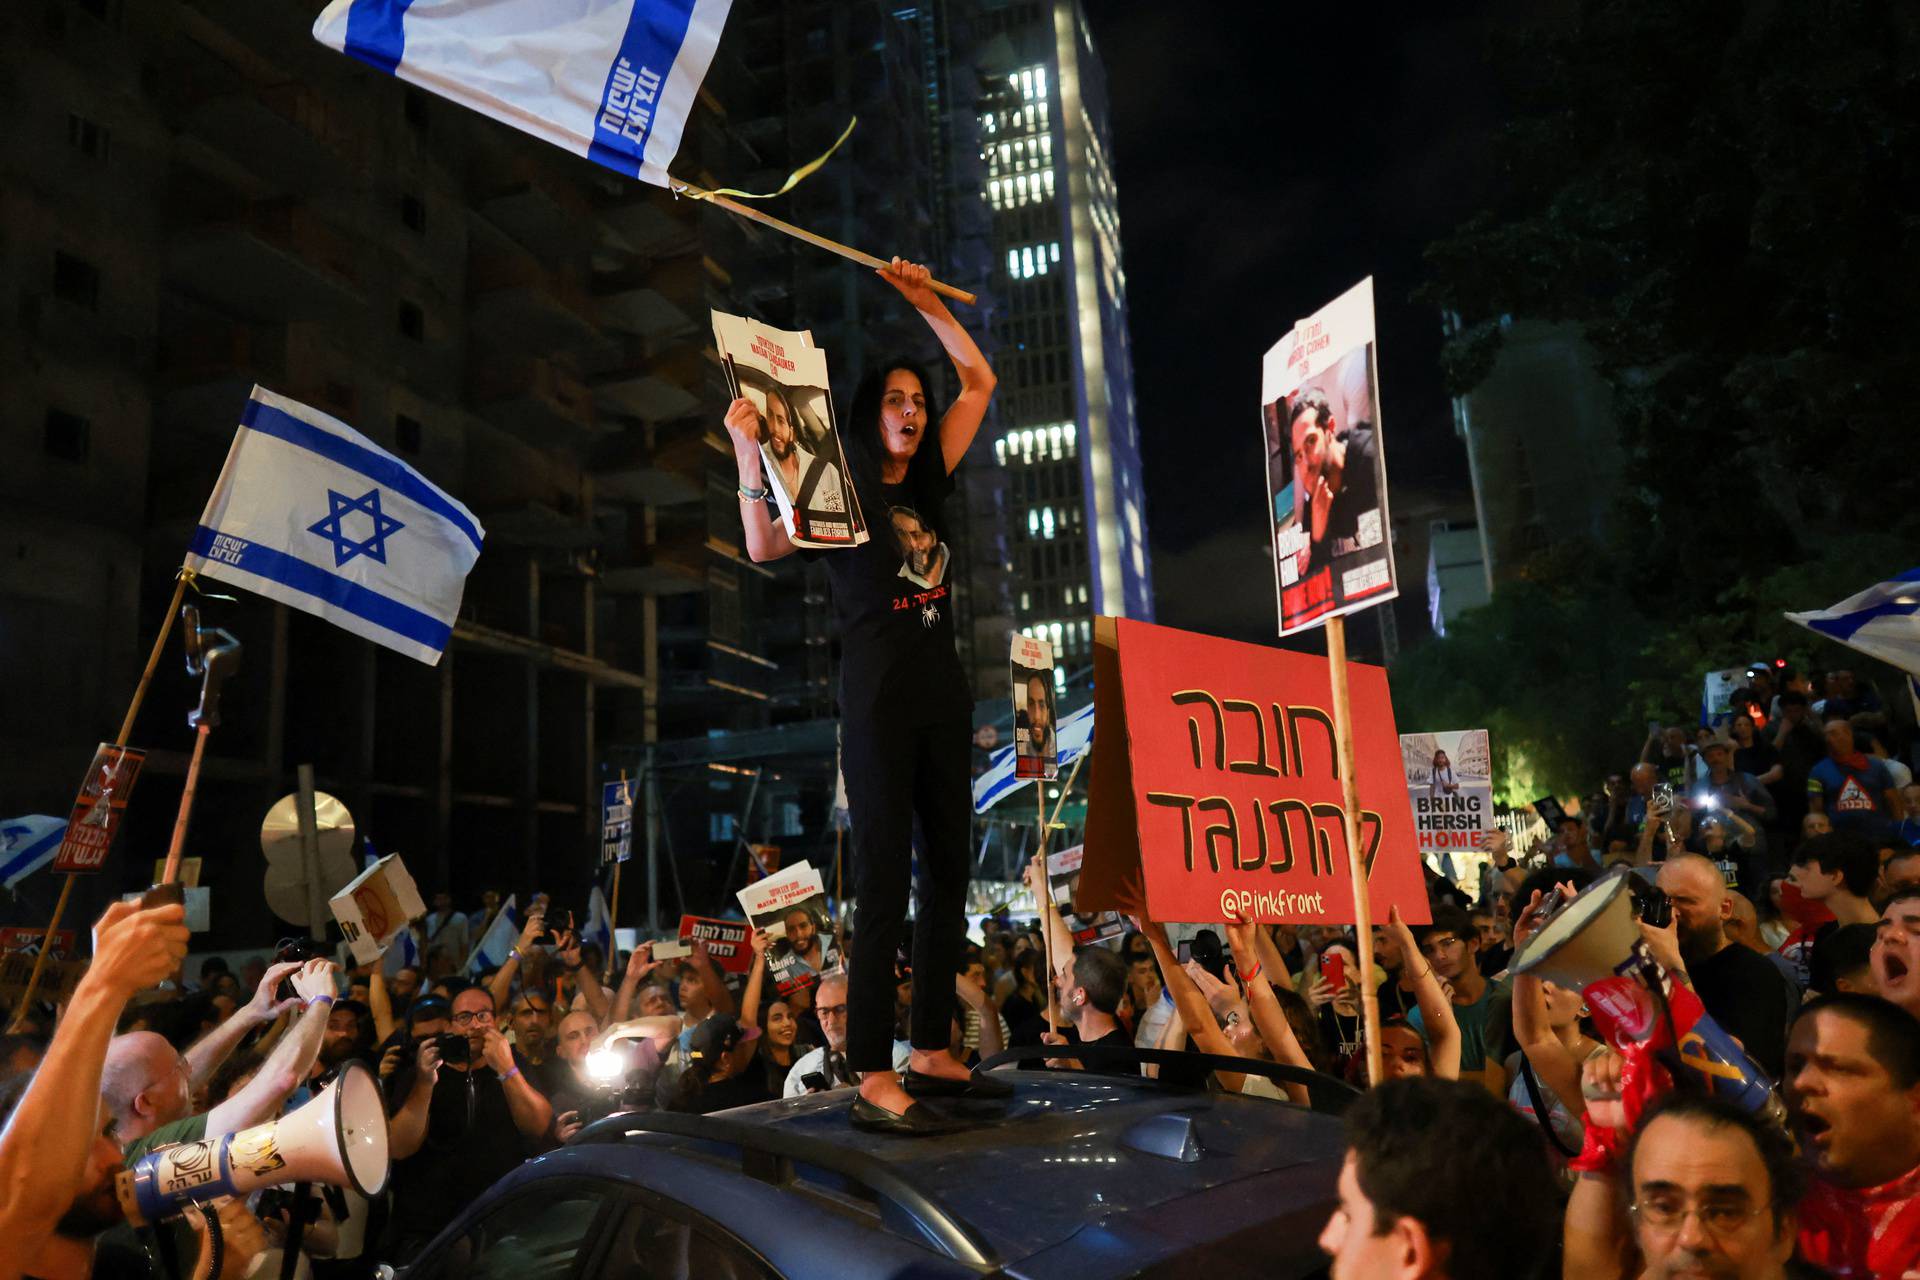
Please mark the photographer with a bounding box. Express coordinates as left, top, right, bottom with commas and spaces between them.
381, 987, 552, 1263
1644, 855, 1796, 1079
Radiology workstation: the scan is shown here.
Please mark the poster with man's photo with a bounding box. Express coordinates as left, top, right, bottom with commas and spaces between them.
735, 859, 840, 995
1011, 635, 1059, 781
1400, 730, 1493, 874
1260, 277, 1397, 636
1045, 845, 1126, 947
712, 310, 866, 549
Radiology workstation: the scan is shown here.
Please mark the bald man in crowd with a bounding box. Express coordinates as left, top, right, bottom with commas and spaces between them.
1645, 853, 1798, 1077
103, 957, 339, 1159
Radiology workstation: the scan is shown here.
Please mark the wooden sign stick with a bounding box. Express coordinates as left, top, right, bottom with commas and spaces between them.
8, 575, 189, 1031
605, 769, 627, 985
1324, 614, 1383, 1086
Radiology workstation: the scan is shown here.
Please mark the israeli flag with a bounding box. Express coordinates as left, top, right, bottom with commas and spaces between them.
972, 702, 1095, 814
1, 816, 66, 892
383, 923, 422, 977
313, 0, 732, 188
1787, 569, 1920, 676
466, 893, 520, 973
184, 388, 484, 665
584, 884, 614, 965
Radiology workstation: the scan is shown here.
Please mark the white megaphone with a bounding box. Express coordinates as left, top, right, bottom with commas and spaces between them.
1510, 870, 1643, 990
118, 1062, 389, 1225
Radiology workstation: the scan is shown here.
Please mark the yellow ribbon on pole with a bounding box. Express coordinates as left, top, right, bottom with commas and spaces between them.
666, 117, 977, 306
693, 117, 858, 201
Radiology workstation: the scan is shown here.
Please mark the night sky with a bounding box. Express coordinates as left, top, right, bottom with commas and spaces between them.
1086, 3, 1498, 644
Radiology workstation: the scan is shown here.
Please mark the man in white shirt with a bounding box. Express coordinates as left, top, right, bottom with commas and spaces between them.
784, 972, 909, 1096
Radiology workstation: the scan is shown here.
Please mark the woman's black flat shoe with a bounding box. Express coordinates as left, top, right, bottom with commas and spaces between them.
849, 1096, 968, 1136
903, 1068, 1015, 1100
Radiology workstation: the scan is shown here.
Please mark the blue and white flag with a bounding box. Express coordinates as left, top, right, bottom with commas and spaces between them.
972, 702, 1095, 814
313, 0, 732, 188
466, 893, 520, 973
383, 922, 422, 977
0, 816, 66, 892
1787, 569, 1920, 677
584, 884, 614, 965
184, 387, 484, 665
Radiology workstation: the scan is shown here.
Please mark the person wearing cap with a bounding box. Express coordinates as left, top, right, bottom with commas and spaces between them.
1693, 728, 1776, 882
657, 1014, 771, 1114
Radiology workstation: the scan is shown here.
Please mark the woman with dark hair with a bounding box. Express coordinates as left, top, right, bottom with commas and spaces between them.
721, 259, 997, 1134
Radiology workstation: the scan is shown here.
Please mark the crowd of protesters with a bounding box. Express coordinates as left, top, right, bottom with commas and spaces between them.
5, 667, 1920, 1277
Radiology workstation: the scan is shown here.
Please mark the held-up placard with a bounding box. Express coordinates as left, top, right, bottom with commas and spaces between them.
1075, 618, 1427, 926
601, 779, 633, 865
330, 855, 426, 965
677, 915, 751, 974
53, 745, 145, 874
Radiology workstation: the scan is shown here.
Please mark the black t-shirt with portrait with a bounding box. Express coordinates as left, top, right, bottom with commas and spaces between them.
811, 448, 970, 725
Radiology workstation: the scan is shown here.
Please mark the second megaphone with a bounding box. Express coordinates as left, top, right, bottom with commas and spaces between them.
118, 1062, 389, 1225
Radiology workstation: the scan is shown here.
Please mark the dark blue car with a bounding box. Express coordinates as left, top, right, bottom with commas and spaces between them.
392, 1050, 1350, 1280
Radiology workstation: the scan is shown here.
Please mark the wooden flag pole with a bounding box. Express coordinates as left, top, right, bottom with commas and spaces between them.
1031, 756, 1083, 1034
605, 769, 626, 985
8, 574, 190, 1031
159, 724, 212, 887
1035, 783, 1058, 1032
670, 180, 977, 307
1324, 614, 1383, 1087
831, 823, 846, 961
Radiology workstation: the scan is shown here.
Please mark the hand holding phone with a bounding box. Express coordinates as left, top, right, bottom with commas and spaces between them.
1319, 950, 1346, 994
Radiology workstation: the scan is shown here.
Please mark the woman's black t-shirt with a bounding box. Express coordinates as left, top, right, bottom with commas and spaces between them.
812, 448, 970, 726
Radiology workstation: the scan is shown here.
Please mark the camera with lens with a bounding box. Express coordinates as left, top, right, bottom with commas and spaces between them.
273, 936, 328, 1000
432, 1031, 470, 1066
1627, 879, 1674, 930
1187, 929, 1230, 982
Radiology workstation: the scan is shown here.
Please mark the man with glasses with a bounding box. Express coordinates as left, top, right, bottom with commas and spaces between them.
382, 986, 553, 1262
1410, 906, 1510, 1091
784, 971, 908, 1095
1622, 1093, 1800, 1280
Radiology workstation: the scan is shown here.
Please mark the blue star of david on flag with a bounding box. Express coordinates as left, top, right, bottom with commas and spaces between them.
185, 387, 485, 664
309, 488, 405, 567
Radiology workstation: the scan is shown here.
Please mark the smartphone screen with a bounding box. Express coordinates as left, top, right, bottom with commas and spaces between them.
1176, 940, 1193, 966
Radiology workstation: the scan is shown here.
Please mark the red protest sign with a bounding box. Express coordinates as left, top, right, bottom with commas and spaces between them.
52, 745, 146, 875
0, 928, 77, 958
1076, 618, 1427, 927
678, 915, 751, 974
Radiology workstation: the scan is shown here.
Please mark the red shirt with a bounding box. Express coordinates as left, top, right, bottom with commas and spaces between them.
1799, 1161, 1920, 1278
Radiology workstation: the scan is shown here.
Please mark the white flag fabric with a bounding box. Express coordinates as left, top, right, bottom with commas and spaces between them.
584, 884, 614, 965
466, 894, 520, 973
1785, 569, 1920, 676
0, 816, 66, 892
184, 387, 484, 665
312, 0, 732, 188
972, 702, 1095, 814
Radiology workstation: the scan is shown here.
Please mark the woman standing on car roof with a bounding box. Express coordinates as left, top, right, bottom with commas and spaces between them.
721, 258, 1003, 1134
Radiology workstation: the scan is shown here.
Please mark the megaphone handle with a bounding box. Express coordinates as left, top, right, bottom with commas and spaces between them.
279, 1183, 314, 1280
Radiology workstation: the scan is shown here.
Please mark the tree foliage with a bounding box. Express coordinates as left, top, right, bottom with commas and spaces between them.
1395, 0, 1920, 798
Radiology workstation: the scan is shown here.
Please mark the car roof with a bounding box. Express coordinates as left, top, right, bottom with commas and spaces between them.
569, 1068, 1346, 1266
